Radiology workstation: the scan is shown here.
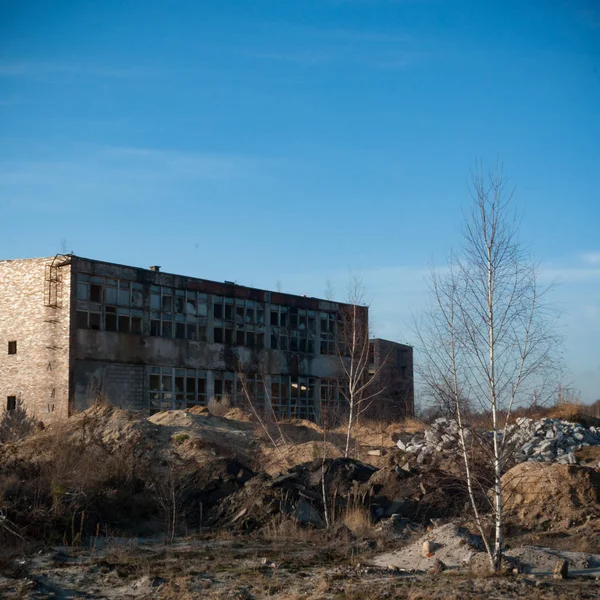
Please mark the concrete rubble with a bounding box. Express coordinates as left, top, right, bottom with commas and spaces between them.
397, 417, 600, 466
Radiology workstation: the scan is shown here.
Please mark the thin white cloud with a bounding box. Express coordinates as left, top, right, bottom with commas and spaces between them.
0, 61, 157, 80
298, 25, 411, 44
103, 146, 277, 180
250, 48, 428, 70
582, 252, 600, 266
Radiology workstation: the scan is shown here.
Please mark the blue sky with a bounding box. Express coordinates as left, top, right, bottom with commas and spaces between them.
1, 0, 599, 402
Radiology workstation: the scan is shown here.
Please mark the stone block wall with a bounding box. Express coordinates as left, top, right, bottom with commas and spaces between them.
73, 360, 145, 412
0, 257, 73, 422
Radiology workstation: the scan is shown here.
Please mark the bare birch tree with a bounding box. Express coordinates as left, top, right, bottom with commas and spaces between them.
337, 275, 387, 458
418, 163, 560, 572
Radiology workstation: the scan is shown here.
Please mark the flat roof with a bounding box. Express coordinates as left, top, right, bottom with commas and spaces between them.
73, 254, 361, 311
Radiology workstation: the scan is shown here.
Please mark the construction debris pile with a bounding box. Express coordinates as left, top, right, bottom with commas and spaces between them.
397, 417, 600, 466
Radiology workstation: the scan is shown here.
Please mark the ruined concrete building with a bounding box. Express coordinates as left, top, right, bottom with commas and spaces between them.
0, 255, 414, 423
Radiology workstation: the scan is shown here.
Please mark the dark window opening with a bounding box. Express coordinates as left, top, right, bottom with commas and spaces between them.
236, 330, 245, 345
150, 319, 161, 336
8, 341, 17, 355
90, 284, 102, 303
175, 322, 186, 339
214, 304, 223, 319
7, 396, 16, 411
76, 311, 88, 329
162, 321, 172, 338
118, 315, 130, 333
131, 316, 143, 334
214, 327, 223, 343
105, 313, 117, 332
89, 313, 101, 330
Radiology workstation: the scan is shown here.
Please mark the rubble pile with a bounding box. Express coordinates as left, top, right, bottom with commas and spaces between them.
208, 457, 469, 531
397, 417, 600, 466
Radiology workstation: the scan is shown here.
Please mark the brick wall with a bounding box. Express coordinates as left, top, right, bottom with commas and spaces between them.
0, 257, 73, 422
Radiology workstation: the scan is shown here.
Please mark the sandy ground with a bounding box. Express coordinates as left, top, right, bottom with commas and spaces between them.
3, 535, 600, 600
372, 522, 600, 579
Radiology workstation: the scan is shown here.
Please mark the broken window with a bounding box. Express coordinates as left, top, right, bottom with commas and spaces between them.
224, 302, 233, 321
131, 282, 144, 307
186, 291, 197, 315
8, 341, 17, 355
105, 309, 117, 332
148, 366, 208, 409
186, 323, 197, 340
90, 284, 102, 303
290, 377, 316, 420
118, 315, 130, 333
319, 312, 338, 355
89, 312, 101, 330
7, 396, 16, 411
237, 373, 266, 411
76, 311, 88, 329
131, 315, 143, 334
213, 372, 234, 401
246, 331, 255, 347
236, 306, 244, 323
162, 320, 172, 338
151, 318, 160, 336
214, 327, 223, 343
118, 282, 130, 306
270, 375, 290, 418
236, 329, 245, 345
162, 293, 173, 313
175, 293, 185, 315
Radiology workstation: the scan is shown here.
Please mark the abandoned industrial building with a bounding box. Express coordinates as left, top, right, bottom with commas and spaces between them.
0, 255, 414, 424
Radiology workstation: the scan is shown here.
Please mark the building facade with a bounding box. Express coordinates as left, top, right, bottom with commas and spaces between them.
1, 255, 413, 424
366, 338, 414, 420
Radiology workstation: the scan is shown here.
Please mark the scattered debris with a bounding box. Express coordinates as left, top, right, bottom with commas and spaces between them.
553, 559, 569, 579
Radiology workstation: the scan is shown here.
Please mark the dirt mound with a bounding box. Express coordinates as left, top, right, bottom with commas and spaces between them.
148, 409, 259, 464
187, 405, 209, 415
223, 407, 252, 422
502, 462, 600, 529
0, 404, 165, 468
262, 441, 343, 475
575, 445, 600, 467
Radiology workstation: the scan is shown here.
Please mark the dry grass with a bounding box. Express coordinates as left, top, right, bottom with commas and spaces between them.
546, 402, 600, 427
262, 517, 322, 542
342, 507, 373, 537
